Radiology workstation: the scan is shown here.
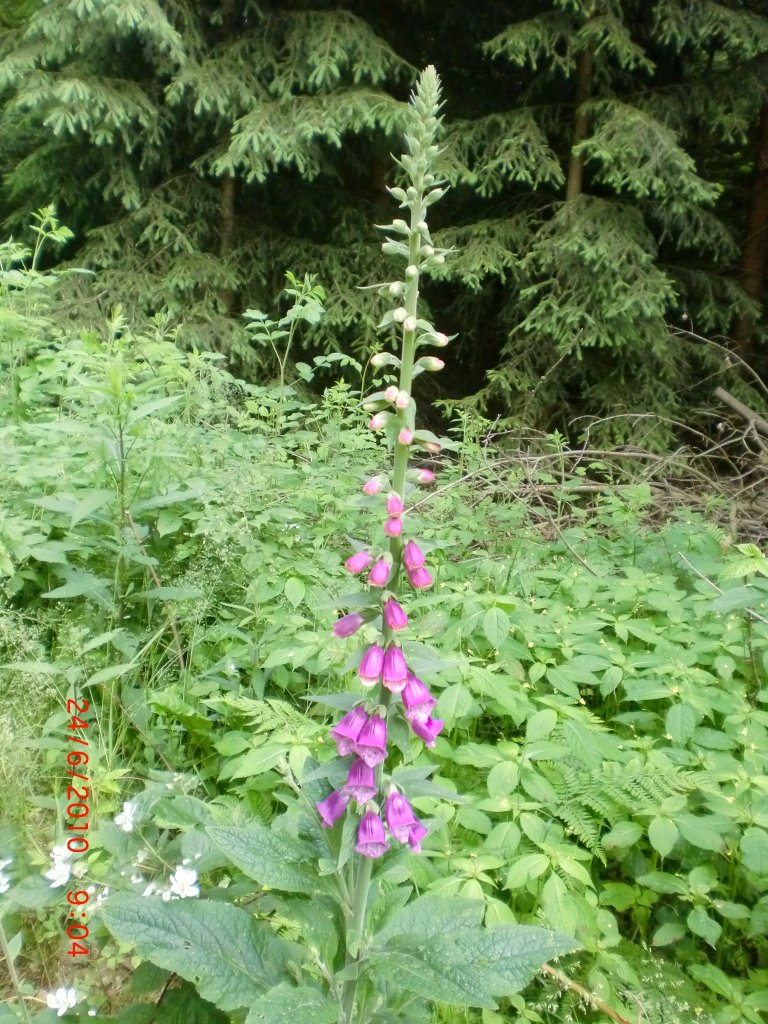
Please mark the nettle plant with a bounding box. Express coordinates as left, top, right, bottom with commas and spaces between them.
101, 68, 573, 1024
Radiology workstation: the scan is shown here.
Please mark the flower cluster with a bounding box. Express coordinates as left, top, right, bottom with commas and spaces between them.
318, 69, 452, 860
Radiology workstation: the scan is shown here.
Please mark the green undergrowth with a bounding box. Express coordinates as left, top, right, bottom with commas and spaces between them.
1, 226, 768, 1024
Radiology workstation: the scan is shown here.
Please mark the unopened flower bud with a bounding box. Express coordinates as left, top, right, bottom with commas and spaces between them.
386, 493, 404, 517
417, 468, 436, 485
345, 550, 373, 574
432, 332, 449, 347
432, 254, 445, 265
371, 352, 391, 368
423, 441, 442, 454
384, 517, 403, 538
384, 385, 399, 403
395, 390, 410, 409
422, 357, 444, 372
369, 559, 391, 588
389, 281, 404, 296
407, 565, 433, 590
333, 612, 366, 638
406, 265, 419, 279
421, 245, 434, 258
369, 413, 388, 431
403, 316, 417, 332
398, 427, 413, 446
392, 219, 409, 233
403, 540, 425, 571
393, 306, 408, 323
363, 477, 384, 495
417, 220, 428, 233
384, 598, 408, 633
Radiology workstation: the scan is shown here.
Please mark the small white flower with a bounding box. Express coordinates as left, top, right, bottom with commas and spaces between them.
51, 844, 71, 863
0, 871, 11, 894
130, 873, 143, 884
88, 1011, 97, 1017
0, 858, 12, 870
46, 986, 78, 1016
92, 886, 109, 909
142, 883, 160, 897
46, 860, 71, 888
168, 865, 199, 899
114, 800, 138, 832
133, 849, 149, 865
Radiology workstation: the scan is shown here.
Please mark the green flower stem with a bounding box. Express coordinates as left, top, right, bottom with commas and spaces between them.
0, 917, 33, 1024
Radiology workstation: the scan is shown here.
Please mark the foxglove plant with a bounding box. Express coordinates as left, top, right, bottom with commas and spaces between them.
100, 67, 574, 1024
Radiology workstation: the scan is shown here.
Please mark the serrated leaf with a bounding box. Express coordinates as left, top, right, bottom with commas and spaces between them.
652, 922, 685, 946
741, 827, 768, 873
648, 817, 678, 858
101, 894, 297, 1011
207, 824, 321, 894
244, 985, 338, 1024
525, 709, 557, 741
437, 682, 474, 728
487, 761, 519, 797
687, 906, 721, 947
665, 704, 697, 745
284, 578, 305, 608
483, 607, 510, 647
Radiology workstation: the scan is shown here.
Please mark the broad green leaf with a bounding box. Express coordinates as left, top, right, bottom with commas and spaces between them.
284, 578, 305, 608
674, 813, 725, 852
101, 894, 298, 1011
487, 761, 519, 797
648, 817, 678, 858
483, 607, 510, 648
665, 704, 697, 745
218, 744, 287, 781
244, 985, 338, 1024
602, 821, 643, 851
741, 827, 768, 874
540, 874, 579, 936
687, 906, 721, 947
437, 682, 475, 728
688, 964, 736, 1000
525, 709, 557, 741
652, 922, 685, 946
374, 894, 483, 945
505, 854, 550, 890
207, 824, 322, 894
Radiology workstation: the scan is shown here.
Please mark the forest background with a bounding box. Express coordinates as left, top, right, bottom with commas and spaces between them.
2, 4, 768, 1024
2, 0, 768, 443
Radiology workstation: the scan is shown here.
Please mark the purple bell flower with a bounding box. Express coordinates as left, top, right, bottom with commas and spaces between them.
384, 791, 417, 842
316, 789, 350, 828
401, 673, 437, 724
407, 821, 429, 852
358, 643, 384, 688
355, 811, 390, 859
410, 716, 444, 748
331, 706, 369, 756
333, 611, 365, 638
384, 597, 408, 632
353, 713, 387, 767
343, 759, 378, 805
382, 645, 408, 693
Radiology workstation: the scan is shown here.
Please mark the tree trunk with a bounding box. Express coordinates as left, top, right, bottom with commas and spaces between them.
218, 0, 237, 314
565, 44, 593, 200
734, 102, 768, 363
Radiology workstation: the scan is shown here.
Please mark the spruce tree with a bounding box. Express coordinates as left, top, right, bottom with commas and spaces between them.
0, 1, 412, 363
